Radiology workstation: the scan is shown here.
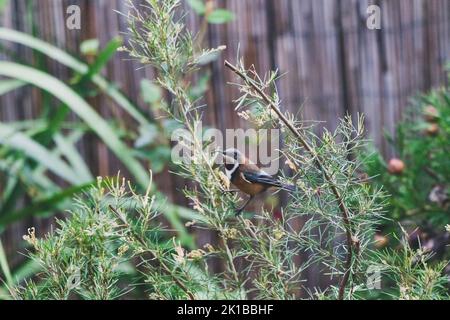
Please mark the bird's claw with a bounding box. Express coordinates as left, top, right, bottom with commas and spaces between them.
225, 189, 240, 193
235, 208, 244, 217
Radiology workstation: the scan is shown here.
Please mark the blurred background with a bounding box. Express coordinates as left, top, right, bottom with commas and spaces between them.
0, 0, 449, 296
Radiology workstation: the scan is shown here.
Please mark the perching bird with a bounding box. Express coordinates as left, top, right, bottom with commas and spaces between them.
221, 148, 296, 216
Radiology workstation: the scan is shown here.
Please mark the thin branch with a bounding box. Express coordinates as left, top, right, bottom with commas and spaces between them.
224, 60, 354, 300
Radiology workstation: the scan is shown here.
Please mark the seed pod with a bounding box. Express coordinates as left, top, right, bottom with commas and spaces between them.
425, 123, 439, 136
388, 158, 405, 175
374, 234, 389, 249
357, 172, 370, 184
423, 105, 439, 122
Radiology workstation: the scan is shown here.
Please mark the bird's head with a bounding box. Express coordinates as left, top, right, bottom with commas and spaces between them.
221, 148, 244, 170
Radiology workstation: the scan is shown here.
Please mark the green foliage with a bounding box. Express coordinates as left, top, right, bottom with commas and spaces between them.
121, 0, 388, 300
0, 79, 25, 95
227, 62, 388, 299
0, 61, 149, 186
0, 183, 93, 227
207, 9, 235, 24
364, 86, 450, 227
0, 0, 8, 12
11, 176, 448, 300
0, 27, 148, 125
80, 39, 100, 56
140, 79, 162, 105
0, 0, 240, 295
3, 0, 447, 301
11, 175, 225, 300
359, 80, 450, 300
0, 11, 209, 293
11, 178, 134, 300
0, 240, 13, 288
187, 0, 235, 24
187, 0, 206, 15
0, 122, 86, 185
0, 27, 202, 230
372, 227, 449, 300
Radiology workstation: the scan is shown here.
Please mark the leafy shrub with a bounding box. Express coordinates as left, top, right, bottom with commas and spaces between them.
364, 82, 450, 262
5, 0, 449, 300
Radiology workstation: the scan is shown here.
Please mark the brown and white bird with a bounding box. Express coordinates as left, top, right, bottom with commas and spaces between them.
221, 148, 295, 216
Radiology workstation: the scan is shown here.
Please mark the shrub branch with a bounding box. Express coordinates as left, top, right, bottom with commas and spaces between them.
108, 205, 195, 300
224, 60, 353, 299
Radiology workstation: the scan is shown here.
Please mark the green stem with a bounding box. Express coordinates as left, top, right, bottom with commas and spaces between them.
0, 239, 13, 288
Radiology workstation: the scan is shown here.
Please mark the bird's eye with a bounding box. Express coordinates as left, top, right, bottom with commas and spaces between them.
225, 163, 234, 170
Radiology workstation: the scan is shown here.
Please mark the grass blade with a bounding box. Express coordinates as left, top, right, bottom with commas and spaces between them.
0, 79, 25, 96
0, 240, 13, 287
0, 260, 41, 300
0, 28, 149, 126
0, 62, 150, 188
0, 182, 93, 227
84, 37, 123, 80
0, 123, 82, 185
54, 132, 93, 182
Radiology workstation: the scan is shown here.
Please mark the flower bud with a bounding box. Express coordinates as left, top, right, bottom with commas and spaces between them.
388, 158, 405, 175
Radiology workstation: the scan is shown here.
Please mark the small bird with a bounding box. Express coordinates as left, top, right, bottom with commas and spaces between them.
221, 148, 296, 216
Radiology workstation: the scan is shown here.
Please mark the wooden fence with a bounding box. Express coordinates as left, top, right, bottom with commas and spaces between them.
0, 0, 449, 290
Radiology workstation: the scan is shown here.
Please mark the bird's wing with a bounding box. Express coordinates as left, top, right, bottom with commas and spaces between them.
242, 171, 282, 188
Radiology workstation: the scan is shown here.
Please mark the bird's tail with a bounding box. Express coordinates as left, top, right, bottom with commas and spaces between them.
280, 183, 296, 193
264, 178, 296, 193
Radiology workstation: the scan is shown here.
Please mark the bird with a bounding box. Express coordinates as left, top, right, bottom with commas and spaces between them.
221, 148, 296, 216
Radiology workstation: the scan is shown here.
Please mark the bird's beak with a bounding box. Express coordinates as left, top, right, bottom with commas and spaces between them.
211, 150, 223, 169
213, 150, 228, 157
